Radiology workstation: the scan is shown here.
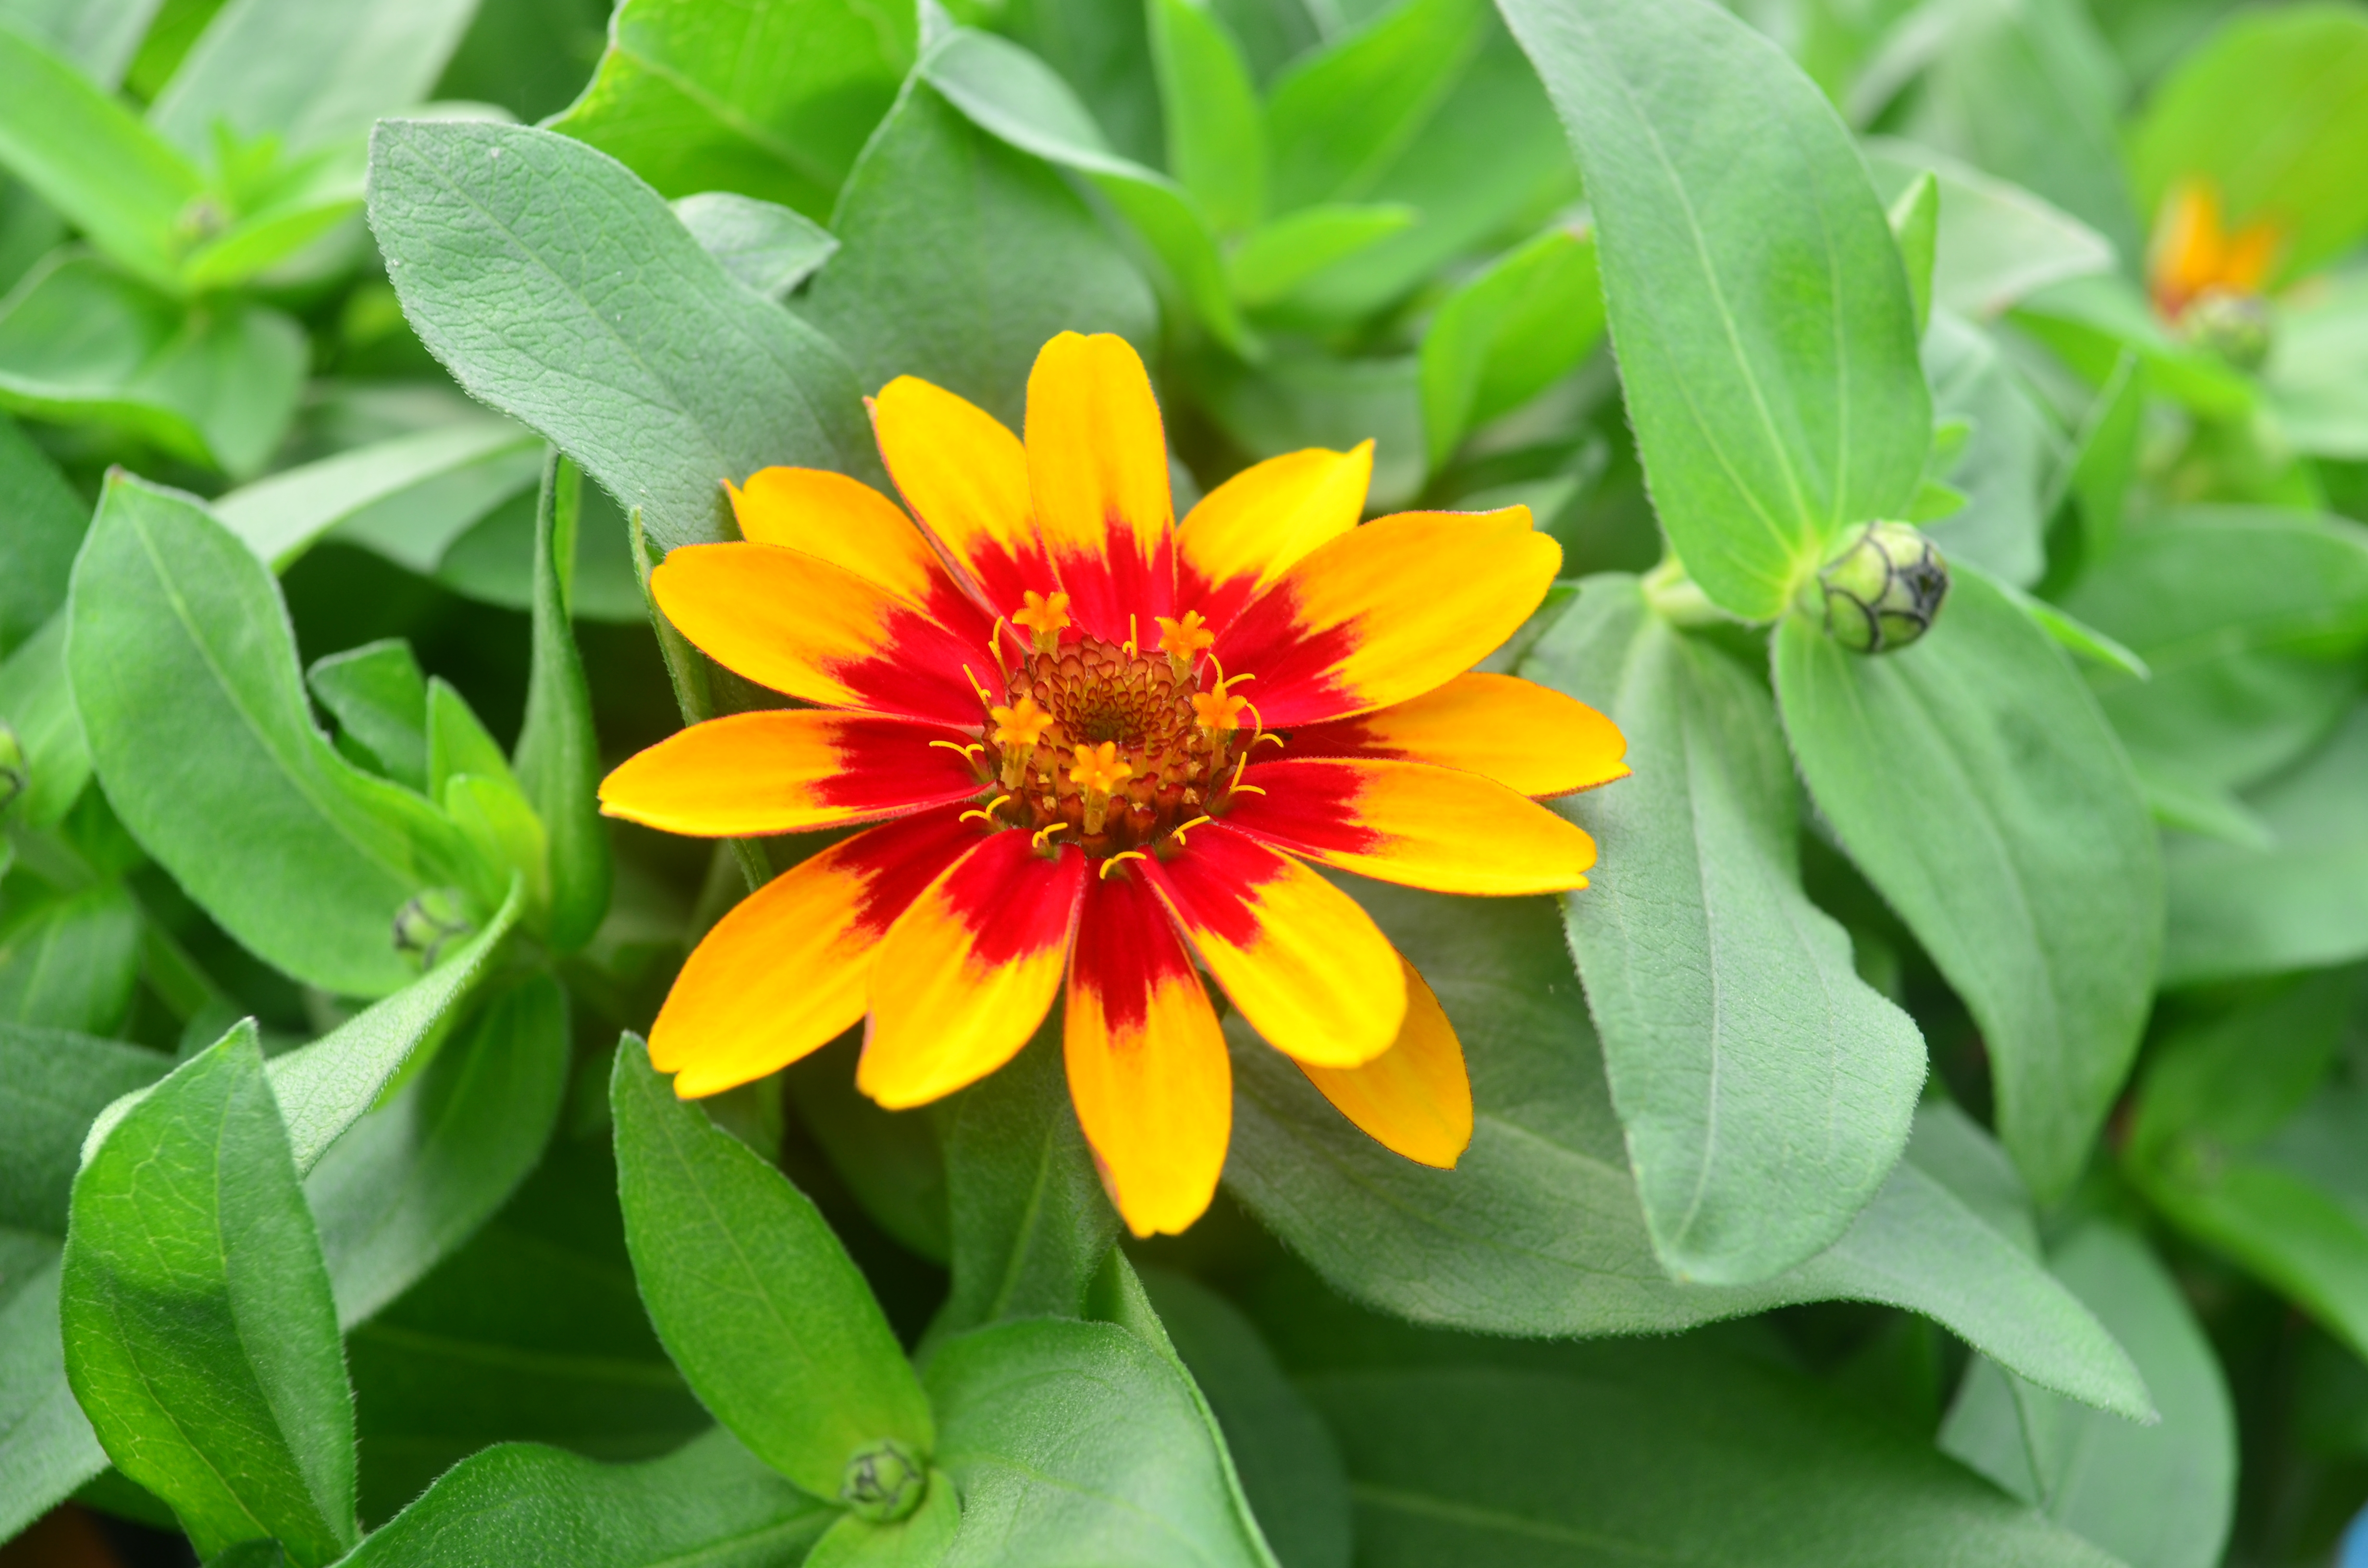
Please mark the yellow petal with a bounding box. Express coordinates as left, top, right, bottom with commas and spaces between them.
1282, 672, 1628, 798
1297, 955, 1471, 1168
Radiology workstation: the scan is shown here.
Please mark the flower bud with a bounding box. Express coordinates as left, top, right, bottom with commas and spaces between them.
0, 721, 24, 817
840, 1439, 925, 1523
393, 887, 476, 969
1806, 521, 1949, 654
2180, 287, 2272, 372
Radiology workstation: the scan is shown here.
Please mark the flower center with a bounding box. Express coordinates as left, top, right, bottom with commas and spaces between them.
977, 600, 1256, 857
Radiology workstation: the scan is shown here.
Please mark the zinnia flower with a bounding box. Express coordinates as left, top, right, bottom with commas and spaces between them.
599, 332, 1628, 1236
2147, 177, 2281, 322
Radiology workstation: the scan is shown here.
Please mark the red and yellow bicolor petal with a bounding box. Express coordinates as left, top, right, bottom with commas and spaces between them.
1225, 758, 1595, 895
1064, 870, 1231, 1237
726, 466, 994, 647
651, 543, 991, 727
1024, 331, 1175, 639
651, 813, 979, 1097
599, 711, 983, 836
1282, 673, 1628, 798
1141, 823, 1403, 1069
1297, 956, 1471, 1168
1213, 507, 1558, 728
871, 375, 1053, 619
858, 833, 1086, 1109
1175, 442, 1371, 637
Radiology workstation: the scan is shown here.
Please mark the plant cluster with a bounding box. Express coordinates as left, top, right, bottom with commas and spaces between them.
3, 0, 2368, 1565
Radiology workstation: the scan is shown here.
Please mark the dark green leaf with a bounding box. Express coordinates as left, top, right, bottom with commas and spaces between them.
0, 1252, 107, 1546
0, 883, 141, 1039
998, 0, 1164, 168
1941, 1223, 2236, 1568
308, 975, 570, 1329
1227, 204, 1413, 307
341, 1427, 832, 1568
1922, 311, 2056, 588
2128, 5, 2368, 283
67, 472, 478, 997
670, 192, 839, 301
61, 1023, 357, 1566
0, 413, 88, 657
1196, 348, 1423, 509
306, 639, 431, 794
1417, 225, 1601, 471
926, 1316, 1271, 1568
0, 614, 89, 826
803, 76, 1157, 432
1887, 171, 1936, 334
0, 255, 305, 477
513, 454, 612, 954
1140, 1269, 1350, 1568
1501, 0, 1929, 620
1529, 577, 1924, 1284
1299, 1339, 2123, 1566
549, 0, 914, 218
367, 118, 871, 554
1265, 0, 1485, 211
0, 1021, 166, 1235
215, 420, 542, 574
1221, 882, 2149, 1418
933, 1024, 1116, 1339
1772, 570, 2163, 1201
1149, 0, 1264, 236
786, 1043, 949, 1266
612, 1037, 932, 1499
0, 23, 198, 285
1862, 142, 2115, 323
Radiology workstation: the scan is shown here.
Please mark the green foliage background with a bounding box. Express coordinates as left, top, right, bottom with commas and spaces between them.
1, 0, 2367, 1563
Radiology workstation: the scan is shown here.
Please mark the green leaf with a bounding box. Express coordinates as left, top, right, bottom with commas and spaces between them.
802, 76, 1157, 432
0, 255, 305, 477
61, 1023, 358, 1566
0, 1252, 107, 1546
917, 29, 1249, 356
1989, 585, 2150, 683
1296, 1339, 2124, 1567
0, 23, 200, 286
0, 1022, 166, 1235
306, 639, 430, 793
340, 1427, 833, 1568
933, 1023, 1117, 1340
2057, 511, 2368, 800
2265, 271, 2368, 460
148, 0, 478, 160
927, 1316, 1272, 1568
2129, 4, 2368, 284
1941, 1223, 2236, 1568
67, 472, 478, 997
548, 0, 914, 219
0, 413, 89, 657
366, 118, 872, 554
2158, 705, 2368, 985
264, 877, 526, 1176
0, 0, 157, 86
1500, 0, 1928, 620
0, 882, 141, 1035
1772, 570, 2163, 1201
1265, 0, 1485, 211
514, 454, 613, 955
1139, 1269, 1351, 1568
1529, 577, 1924, 1284
1418, 224, 1601, 470
1887, 171, 1936, 335
1149, 0, 1264, 236
308, 975, 569, 1329
1197, 347, 1424, 509
214, 420, 543, 574
1221, 882, 2150, 1419
803, 1473, 960, 1568
671, 191, 838, 301
1922, 310, 2054, 588
786, 1043, 949, 1266
0, 614, 88, 826
611, 1037, 932, 1499
1227, 204, 1414, 307
1863, 142, 2115, 323
2058, 352, 2144, 568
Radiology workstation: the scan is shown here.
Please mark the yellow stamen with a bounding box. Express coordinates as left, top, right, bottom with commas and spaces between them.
1168, 813, 1213, 847
959, 793, 1012, 827
1098, 850, 1149, 880
961, 665, 993, 705
1012, 589, 1072, 657
1031, 822, 1069, 852
1125, 613, 1139, 659
989, 695, 1056, 789
1069, 741, 1134, 835
1156, 611, 1215, 681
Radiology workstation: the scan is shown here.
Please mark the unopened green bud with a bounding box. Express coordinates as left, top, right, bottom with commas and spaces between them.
840, 1439, 925, 1523
393, 887, 476, 969
0, 721, 24, 816
2181, 287, 2273, 372
1806, 521, 1949, 655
